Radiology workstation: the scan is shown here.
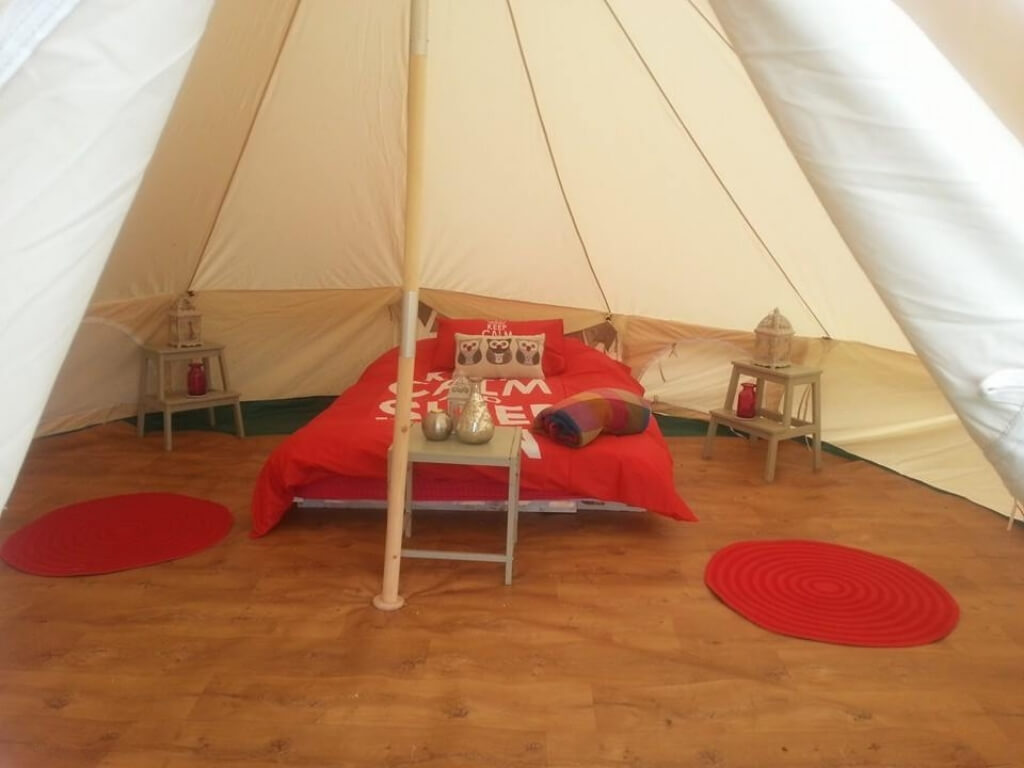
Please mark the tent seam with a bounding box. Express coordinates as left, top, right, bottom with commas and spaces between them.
683, 0, 735, 51
186, 0, 302, 292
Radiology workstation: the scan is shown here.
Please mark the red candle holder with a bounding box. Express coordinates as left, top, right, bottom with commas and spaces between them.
187, 361, 208, 397
736, 381, 757, 419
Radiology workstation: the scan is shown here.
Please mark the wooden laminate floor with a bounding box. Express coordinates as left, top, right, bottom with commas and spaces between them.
1, 421, 1021, 768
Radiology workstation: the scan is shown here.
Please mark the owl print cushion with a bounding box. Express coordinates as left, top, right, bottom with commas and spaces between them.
453, 333, 546, 379
430, 317, 566, 375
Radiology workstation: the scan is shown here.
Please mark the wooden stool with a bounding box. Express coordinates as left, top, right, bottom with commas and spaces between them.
137, 343, 245, 451
703, 359, 822, 482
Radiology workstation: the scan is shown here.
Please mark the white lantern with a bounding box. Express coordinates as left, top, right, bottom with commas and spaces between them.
753, 308, 794, 368
168, 292, 202, 348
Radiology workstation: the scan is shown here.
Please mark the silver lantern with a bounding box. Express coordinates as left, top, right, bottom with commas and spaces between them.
168, 292, 202, 348
753, 308, 794, 368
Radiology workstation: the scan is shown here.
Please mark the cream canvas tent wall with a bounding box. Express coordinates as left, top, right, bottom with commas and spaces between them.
2, 0, 1022, 520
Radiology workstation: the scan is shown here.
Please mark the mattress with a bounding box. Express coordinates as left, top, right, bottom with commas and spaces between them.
251, 337, 696, 536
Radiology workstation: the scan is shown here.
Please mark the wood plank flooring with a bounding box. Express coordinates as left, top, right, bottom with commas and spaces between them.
1, 421, 1021, 768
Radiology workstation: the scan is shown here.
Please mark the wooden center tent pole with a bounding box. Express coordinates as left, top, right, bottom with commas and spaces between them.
374, 0, 429, 611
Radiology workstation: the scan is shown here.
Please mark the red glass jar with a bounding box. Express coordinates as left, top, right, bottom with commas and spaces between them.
187, 361, 207, 397
736, 381, 757, 419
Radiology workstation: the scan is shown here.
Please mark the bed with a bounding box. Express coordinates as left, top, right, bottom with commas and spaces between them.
251, 332, 696, 537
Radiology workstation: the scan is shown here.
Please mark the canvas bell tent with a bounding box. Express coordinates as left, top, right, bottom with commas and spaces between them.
2, 0, 1023, 523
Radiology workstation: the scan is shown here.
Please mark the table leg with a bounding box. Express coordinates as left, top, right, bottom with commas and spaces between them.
163, 407, 173, 451
781, 379, 794, 428
505, 456, 521, 586
202, 356, 216, 425
723, 366, 741, 412
159, 348, 171, 450
512, 463, 521, 547
233, 400, 246, 439
811, 377, 823, 471
156, 355, 167, 402
136, 355, 148, 438
764, 436, 779, 482
404, 460, 414, 539
749, 377, 766, 443
702, 414, 719, 459
218, 350, 232, 391
754, 376, 766, 415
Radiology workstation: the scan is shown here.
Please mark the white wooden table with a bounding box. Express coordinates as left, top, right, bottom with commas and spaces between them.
136, 343, 245, 451
394, 426, 522, 585
703, 359, 822, 481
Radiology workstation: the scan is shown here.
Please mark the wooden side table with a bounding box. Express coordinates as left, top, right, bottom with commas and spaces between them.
702, 359, 822, 481
394, 426, 522, 585
136, 343, 245, 451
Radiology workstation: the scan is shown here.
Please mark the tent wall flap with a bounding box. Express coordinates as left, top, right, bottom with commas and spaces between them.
709, 0, 1024, 502
0, 0, 80, 90
0, 0, 214, 511
895, 0, 1024, 144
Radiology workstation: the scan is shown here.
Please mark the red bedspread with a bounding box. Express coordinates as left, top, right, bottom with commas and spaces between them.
251, 338, 696, 536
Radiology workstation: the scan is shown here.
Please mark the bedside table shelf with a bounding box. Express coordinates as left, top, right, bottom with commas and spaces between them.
707, 409, 817, 438
158, 390, 241, 407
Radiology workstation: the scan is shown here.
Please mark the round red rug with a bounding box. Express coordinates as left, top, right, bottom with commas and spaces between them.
704, 540, 959, 647
0, 493, 233, 576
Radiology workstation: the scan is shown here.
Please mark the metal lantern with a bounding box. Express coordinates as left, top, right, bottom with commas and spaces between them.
753, 308, 794, 368
168, 292, 202, 348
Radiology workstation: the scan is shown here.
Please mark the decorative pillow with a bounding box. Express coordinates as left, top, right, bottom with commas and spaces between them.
533, 387, 650, 447
431, 317, 566, 375
454, 333, 546, 379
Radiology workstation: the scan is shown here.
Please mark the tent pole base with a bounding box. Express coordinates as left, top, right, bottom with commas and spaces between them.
372, 593, 405, 611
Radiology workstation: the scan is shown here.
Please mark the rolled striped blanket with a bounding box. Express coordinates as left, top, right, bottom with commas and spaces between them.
533, 388, 651, 448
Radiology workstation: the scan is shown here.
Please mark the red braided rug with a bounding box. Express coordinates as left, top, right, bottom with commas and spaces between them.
1, 493, 232, 576
705, 540, 959, 647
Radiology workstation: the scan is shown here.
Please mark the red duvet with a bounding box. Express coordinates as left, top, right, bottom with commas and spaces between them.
251, 338, 696, 536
